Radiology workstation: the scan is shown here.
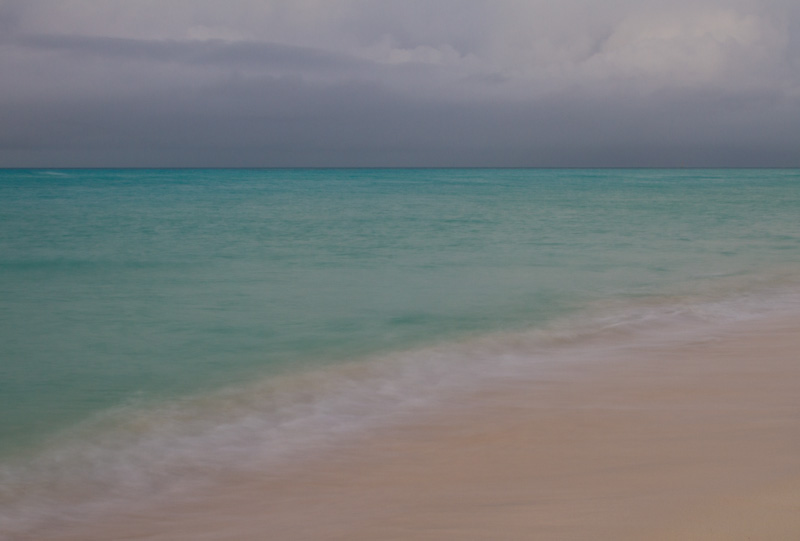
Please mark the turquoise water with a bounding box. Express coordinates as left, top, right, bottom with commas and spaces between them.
1, 168, 799, 534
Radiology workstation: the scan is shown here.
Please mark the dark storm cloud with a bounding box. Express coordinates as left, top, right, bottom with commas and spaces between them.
2, 74, 796, 168
0, 1, 799, 167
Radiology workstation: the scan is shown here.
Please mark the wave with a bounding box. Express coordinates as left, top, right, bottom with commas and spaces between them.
2, 277, 800, 538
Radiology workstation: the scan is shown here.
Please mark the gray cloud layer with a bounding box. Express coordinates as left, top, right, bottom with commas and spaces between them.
1, 0, 798, 167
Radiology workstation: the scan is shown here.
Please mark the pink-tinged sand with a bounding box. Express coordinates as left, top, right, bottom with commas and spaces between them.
40, 315, 800, 540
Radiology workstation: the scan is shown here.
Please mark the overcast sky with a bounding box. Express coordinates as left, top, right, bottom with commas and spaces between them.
1, 0, 798, 167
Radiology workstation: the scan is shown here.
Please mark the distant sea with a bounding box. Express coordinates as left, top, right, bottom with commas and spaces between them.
1, 168, 799, 536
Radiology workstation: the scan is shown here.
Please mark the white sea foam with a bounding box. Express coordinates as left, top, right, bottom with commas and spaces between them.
2, 281, 800, 538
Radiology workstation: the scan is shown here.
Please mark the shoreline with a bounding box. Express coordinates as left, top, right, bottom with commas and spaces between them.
33, 313, 800, 540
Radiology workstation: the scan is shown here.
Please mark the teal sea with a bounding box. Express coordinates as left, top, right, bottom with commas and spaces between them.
1, 168, 800, 535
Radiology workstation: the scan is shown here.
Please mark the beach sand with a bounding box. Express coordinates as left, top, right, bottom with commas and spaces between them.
38, 315, 800, 540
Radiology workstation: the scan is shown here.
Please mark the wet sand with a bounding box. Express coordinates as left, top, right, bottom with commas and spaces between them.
40, 315, 800, 540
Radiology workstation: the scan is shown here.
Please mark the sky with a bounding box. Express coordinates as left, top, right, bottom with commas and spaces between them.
0, 0, 798, 167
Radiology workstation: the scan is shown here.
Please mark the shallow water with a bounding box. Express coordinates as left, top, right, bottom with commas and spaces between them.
1, 168, 799, 536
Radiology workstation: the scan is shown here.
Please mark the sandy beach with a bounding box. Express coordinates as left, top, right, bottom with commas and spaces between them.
35, 314, 800, 541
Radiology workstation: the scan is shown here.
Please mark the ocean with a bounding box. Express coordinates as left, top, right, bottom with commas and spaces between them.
1, 168, 799, 537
